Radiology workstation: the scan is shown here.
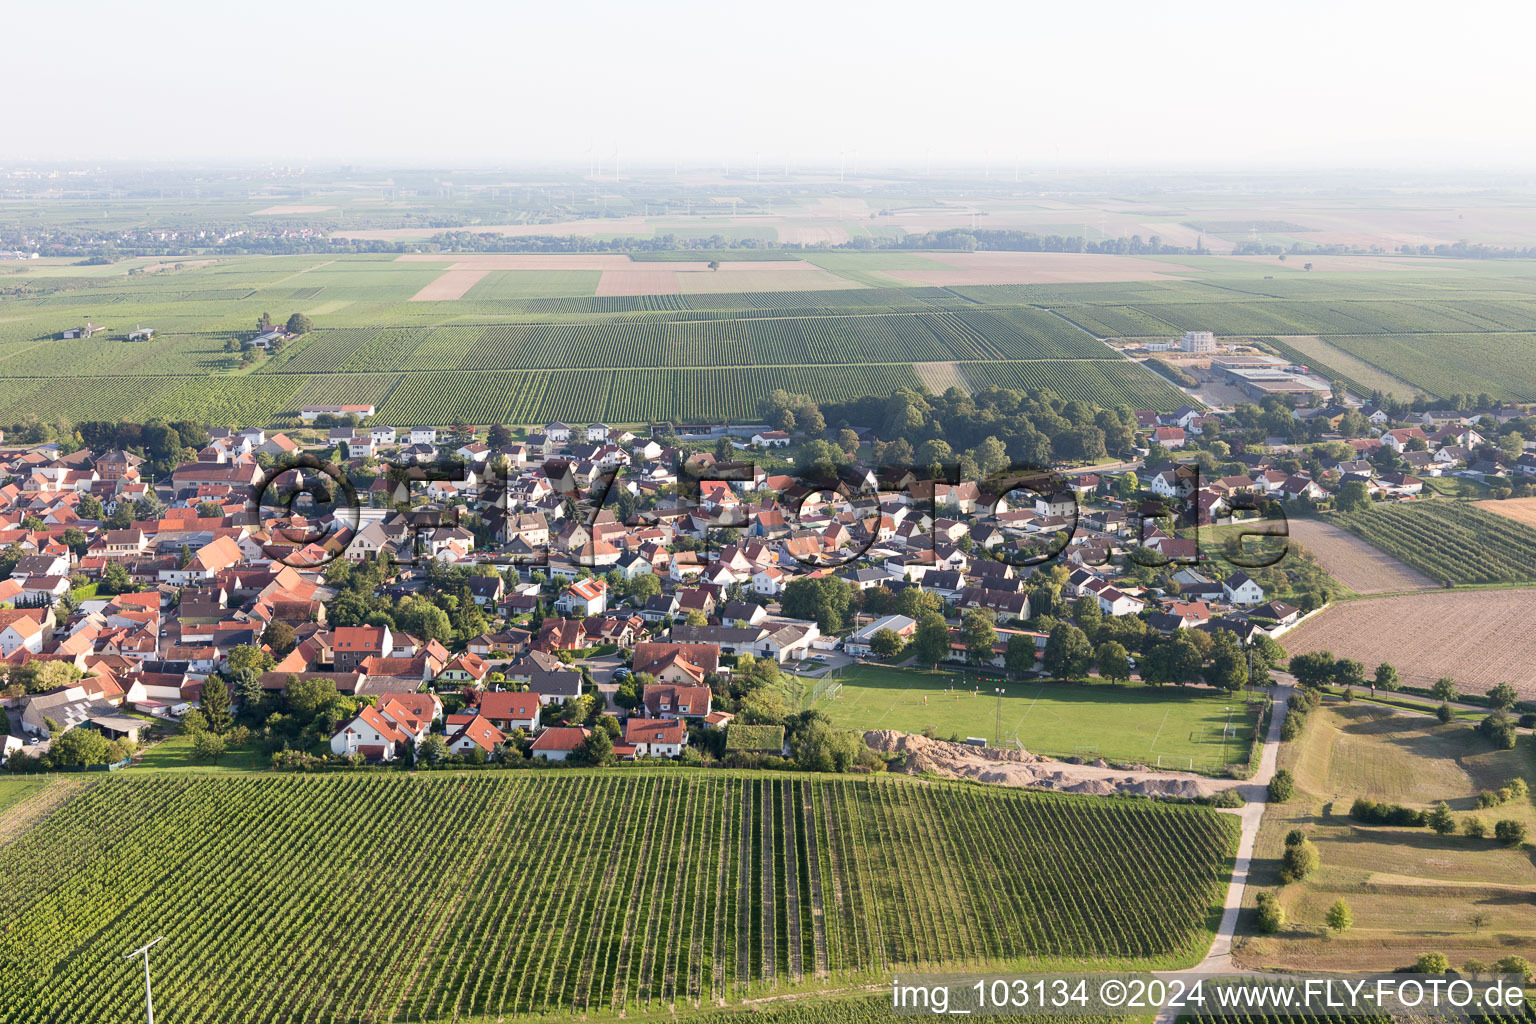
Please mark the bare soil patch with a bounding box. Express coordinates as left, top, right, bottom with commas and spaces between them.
407, 269, 489, 302
594, 269, 682, 296
1286, 518, 1436, 594
865, 730, 1229, 799
677, 266, 861, 294
397, 254, 635, 270
1283, 588, 1536, 696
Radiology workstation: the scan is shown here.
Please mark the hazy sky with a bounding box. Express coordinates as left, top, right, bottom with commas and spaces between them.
7, 0, 1535, 167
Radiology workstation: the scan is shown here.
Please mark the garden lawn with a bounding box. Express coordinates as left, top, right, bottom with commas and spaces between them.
130, 733, 267, 772
808, 664, 1260, 773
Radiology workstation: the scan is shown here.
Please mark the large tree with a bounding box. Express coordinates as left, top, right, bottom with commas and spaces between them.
1333, 657, 1367, 692
1288, 649, 1336, 688
262, 620, 297, 659
1042, 622, 1094, 679
869, 627, 905, 660
1202, 630, 1249, 692
48, 727, 117, 767
1004, 633, 1037, 675
779, 577, 857, 634
1335, 479, 1372, 514
200, 676, 233, 734
1372, 662, 1400, 694
961, 607, 998, 664
908, 610, 951, 668
1094, 640, 1132, 685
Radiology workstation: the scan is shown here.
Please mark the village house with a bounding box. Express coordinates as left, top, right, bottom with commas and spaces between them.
624, 717, 688, 758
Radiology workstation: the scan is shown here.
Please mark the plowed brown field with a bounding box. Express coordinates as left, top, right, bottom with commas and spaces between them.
1283, 588, 1536, 697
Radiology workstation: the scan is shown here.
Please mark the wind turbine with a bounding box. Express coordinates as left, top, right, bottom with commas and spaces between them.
124, 937, 165, 1024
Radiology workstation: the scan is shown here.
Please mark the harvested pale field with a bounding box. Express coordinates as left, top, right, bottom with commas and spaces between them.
407, 269, 489, 301
676, 265, 862, 294
1283, 588, 1536, 696
1221, 254, 1462, 273
777, 224, 851, 245
884, 251, 1195, 286
137, 258, 222, 274
1134, 220, 1230, 250
253, 204, 335, 215
1269, 334, 1415, 399
914, 361, 968, 394
396, 253, 635, 270
1475, 496, 1536, 527
303, 300, 352, 316
339, 217, 654, 241
594, 269, 682, 296
1286, 518, 1437, 594
578, 259, 859, 296
810, 197, 872, 217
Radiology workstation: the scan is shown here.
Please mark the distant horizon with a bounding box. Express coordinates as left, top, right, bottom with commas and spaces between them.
9, 0, 1536, 167
4, 160, 1536, 184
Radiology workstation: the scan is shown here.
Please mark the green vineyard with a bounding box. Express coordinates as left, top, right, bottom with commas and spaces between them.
1332, 502, 1536, 585
1322, 333, 1536, 402
0, 772, 1237, 1024
251, 308, 1118, 374
8, 253, 1536, 428
958, 360, 1193, 408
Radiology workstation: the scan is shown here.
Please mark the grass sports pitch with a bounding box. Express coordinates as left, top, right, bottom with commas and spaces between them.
807, 664, 1261, 773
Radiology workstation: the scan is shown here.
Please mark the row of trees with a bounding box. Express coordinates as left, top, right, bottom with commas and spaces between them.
1289, 652, 1524, 749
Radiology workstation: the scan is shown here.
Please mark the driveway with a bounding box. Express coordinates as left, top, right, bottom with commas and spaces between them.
582, 652, 627, 713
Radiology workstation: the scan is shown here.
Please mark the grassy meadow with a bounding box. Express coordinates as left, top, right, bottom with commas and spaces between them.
1236, 702, 1536, 972
806, 664, 1261, 773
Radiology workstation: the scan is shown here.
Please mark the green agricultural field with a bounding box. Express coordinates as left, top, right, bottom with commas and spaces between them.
0, 253, 1199, 424
8, 253, 1536, 425
1323, 332, 1536, 401
807, 665, 1260, 773
1237, 703, 1536, 973
0, 772, 1236, 1023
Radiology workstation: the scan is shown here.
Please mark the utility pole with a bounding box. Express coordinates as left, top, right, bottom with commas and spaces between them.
124, 937, 165, 1024
994, 687, 1004, 746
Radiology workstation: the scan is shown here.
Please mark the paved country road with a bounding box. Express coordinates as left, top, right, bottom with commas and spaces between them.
1152, 677, 1295, 1022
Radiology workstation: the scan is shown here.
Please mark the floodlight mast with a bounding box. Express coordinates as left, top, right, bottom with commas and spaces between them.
124, 937, 165, 1024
